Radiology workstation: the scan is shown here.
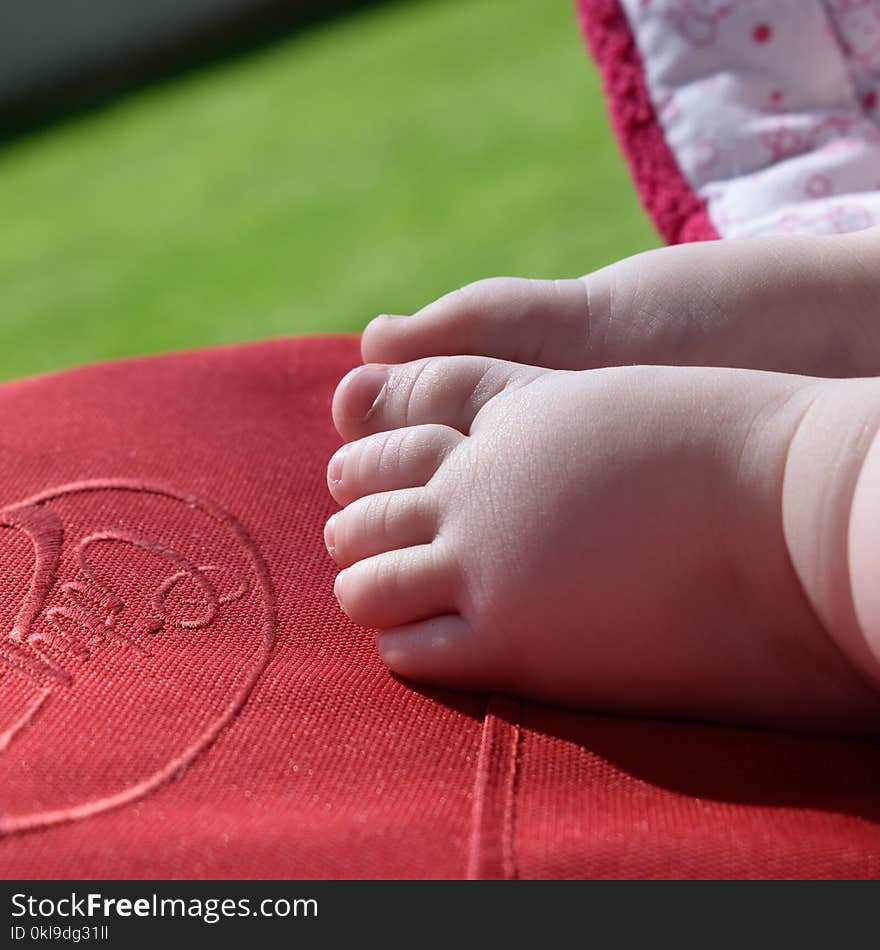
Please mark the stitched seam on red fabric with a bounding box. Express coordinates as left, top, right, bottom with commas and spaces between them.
0, 479, 277, 836
466, 695, 495, 880
466, 694, 521, 880
574, 0, 719, 245
500, 710, 522, 881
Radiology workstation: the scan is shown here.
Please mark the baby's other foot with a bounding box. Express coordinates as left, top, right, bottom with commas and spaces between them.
362, 229, 880, 377
327, 355, 880, 736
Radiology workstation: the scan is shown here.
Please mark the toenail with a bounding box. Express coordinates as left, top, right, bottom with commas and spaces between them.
333, 570, 347, 603
376, 631, 406, 668
345, 366, 389, 421
328, 446, 348, 485
324, 514, 339, 555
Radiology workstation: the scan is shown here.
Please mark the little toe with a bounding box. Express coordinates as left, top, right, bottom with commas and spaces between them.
327, 424, 463, 506
332, 356, 546, 442
325, 488, 437, 568
334, 543, 457, 629
361, 277, 592, 369
377, 615, 504, 692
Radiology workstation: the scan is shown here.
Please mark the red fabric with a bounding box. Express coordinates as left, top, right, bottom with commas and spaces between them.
576, 0, 719, 245
0, 336, 879, 879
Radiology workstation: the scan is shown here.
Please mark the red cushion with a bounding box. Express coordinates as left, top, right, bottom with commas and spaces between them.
0, 337, 878, 879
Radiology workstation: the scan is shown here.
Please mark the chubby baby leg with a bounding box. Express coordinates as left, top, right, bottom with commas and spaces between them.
789, 382, 880, 694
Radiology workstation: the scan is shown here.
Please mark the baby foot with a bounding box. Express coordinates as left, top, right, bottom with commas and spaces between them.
327, 356, 880, 735
362, 229, 880, 378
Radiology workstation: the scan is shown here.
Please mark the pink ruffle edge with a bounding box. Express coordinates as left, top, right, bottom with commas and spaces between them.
575, 0, 718, 244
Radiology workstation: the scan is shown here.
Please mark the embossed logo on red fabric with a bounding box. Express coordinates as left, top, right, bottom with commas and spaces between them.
0, 481, 276, 834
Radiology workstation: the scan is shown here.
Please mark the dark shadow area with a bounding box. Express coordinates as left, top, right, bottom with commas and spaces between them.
0, 0, 389, 145
517, 702, 880, 821
409, 677, 880, 823
393, 676, 490, 723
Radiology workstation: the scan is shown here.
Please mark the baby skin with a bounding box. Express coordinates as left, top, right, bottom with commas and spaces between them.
326, 229, 880, 736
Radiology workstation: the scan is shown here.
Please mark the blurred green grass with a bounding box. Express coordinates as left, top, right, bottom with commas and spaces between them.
0, 0, 658, 381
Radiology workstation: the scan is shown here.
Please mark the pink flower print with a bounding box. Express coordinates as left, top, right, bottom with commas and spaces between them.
751, 22, 773, 44
655, 89, 681, 124
777, 212, 806, 233
768, 205, 872, 235
692, 138, 720, 171
804, 173, 832, 198
827, 0, 880, 68
760, 126, 807, 160
822, 203, 874, 232
668, 0, 734, 47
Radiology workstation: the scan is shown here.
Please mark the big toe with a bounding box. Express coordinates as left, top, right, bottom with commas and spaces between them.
332, 356, 546, 442
361, 276, 593, 369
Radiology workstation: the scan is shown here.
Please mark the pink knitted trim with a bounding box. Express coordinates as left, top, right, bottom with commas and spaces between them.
575, 0, 718, 244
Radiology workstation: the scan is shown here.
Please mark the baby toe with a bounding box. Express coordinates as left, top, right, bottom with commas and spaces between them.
377, 615, 508, 692
327, 424, 463, 506
325, 488, 437, 568
334, 543, 457, 629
